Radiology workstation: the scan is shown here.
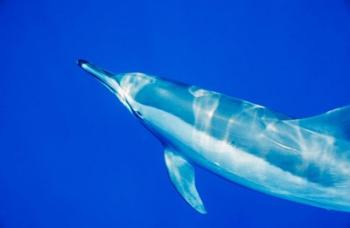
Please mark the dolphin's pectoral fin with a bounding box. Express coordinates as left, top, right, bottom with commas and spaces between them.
285, 105, 350, 140
164, 147, 207, 214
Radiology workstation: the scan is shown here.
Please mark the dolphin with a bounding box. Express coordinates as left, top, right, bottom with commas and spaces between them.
78, 59, 350, 214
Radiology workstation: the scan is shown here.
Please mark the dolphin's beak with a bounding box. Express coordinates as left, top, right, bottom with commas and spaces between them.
77, 59, 121, 94
77, 59, 131, 111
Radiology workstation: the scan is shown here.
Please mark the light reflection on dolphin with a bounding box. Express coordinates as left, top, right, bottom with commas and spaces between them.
78, 59, 350, 214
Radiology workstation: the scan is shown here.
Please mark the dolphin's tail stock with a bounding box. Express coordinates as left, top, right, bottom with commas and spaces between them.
286, 106, 350, 141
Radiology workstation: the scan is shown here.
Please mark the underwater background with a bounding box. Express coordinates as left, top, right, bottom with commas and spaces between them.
1, 0, 350, 227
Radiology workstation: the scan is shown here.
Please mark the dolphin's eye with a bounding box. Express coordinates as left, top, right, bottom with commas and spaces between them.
134, 110, 143, 119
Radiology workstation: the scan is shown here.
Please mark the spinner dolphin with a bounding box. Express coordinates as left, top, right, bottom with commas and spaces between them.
78, 60, 350, 214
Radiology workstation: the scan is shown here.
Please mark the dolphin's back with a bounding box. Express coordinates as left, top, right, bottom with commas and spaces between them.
135, 77, 288, 136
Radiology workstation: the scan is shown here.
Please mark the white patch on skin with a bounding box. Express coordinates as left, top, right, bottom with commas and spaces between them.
266, 123, 277, 132
191, 90, 220, 150
189, 86, 215, 97
222, 116, 236, 143
285, 124, 350, 176
264, 121, 350, 177
115, 73, 155, 113
120, 73, 155, 98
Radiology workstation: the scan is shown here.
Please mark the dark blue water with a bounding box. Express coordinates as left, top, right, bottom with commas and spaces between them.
1, 0, 350, 227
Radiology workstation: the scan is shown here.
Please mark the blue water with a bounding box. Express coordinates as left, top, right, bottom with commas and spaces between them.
1, 0, 350, 227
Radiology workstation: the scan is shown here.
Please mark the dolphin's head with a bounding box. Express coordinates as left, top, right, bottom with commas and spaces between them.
77, 60, 156, 119
78, 60, 197, 145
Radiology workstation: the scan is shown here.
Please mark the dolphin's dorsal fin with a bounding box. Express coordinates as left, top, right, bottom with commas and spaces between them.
286, 106, 350, 140
164, 148, 207, 214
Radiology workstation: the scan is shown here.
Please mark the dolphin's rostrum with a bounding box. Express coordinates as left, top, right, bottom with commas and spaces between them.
78, 60, 350, 214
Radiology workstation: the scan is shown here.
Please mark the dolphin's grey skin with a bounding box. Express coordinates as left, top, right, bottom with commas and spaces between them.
78, 60, 350, 214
